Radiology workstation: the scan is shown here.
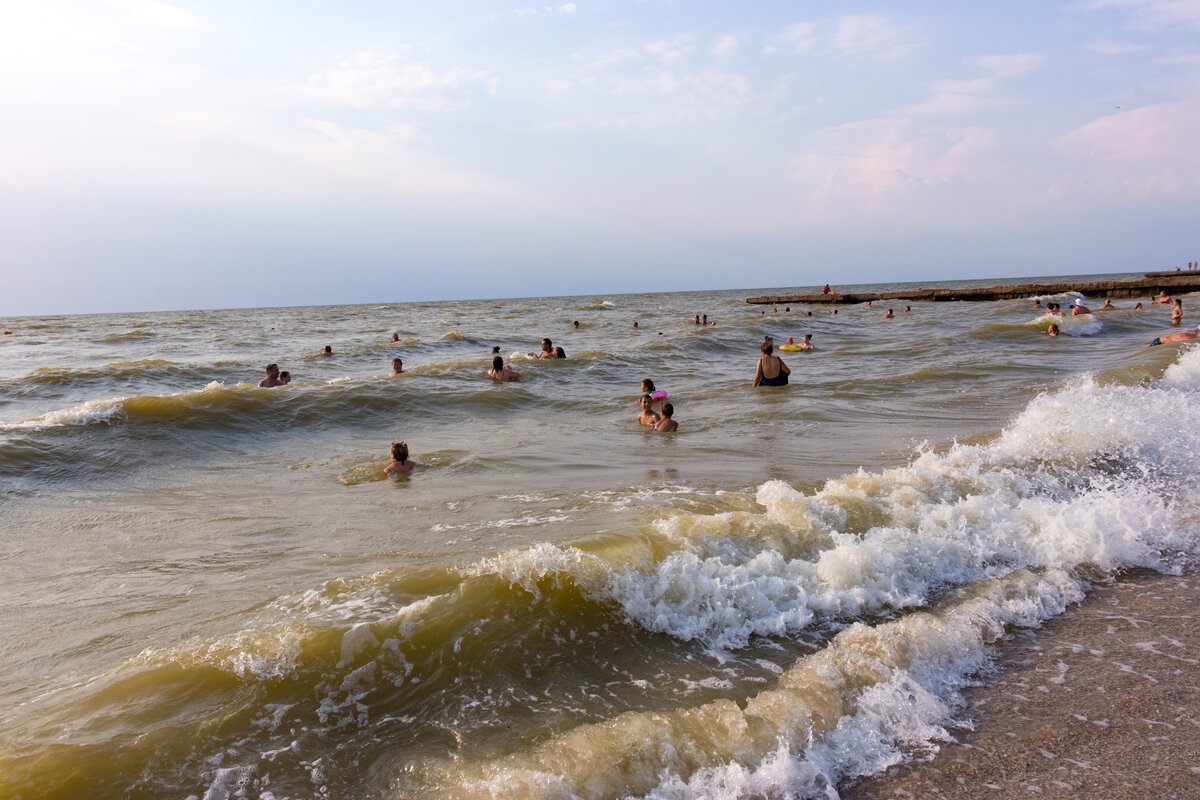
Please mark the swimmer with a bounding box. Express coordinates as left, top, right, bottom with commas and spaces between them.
653, 403, 678, 432
383, 440, 418, 476
702, 314, 707, 325
800, 333, 814, 350
259, 363, 284, 387
279, 371, 291, 384
884, 309, 894, 318
491, 345, 501, 354
1047, 324, 1060, 336
573, 320, 580, 329
640, 378, 665, 414
1172, 298, 1183, 325
1158, 291, 1172, 304
1135, 302, 1144, 310
637, 394, 661, 426
1150, 328, 1200, 346
528, 338, 554, 358
488, 355, 520, 381
1100, 299, 1114, 309
753, 342, 790, 387
553, 346, 566, 358
1035, 299, 1043, 308
1071, 300, 1091, 315
904, 306, 911, 312
392, 358, 404, 374
392, 332, 400, 342
632, 321, 639, 329
322, 345, 333, 355
694, 314, 700, 324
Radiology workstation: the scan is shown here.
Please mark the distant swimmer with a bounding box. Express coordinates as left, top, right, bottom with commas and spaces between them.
528, 338, 554, 358
553, 346, 566, 358
801, 333, 814, 350
1150, 328, 1200, 346
279, 371, 292, 384
384, 440, 418, 476
753, 342, 790, 387
653, 403, 678, 432
1172, 298, 1183, 325
1047, 324, 1060, 336
1157, 291, 1172, 304
392, 332, 400, 342
1100, 299, 1114, 309
1071, 300, 1091, 315
1135, 302, 1144, 310
694, 314, 700, 324
392, 358, 405, 374
632, 321, 639, 329
322, 345, 333, 355
884, 309, 894, 318
1035, 299, 1043, 308
259, 363, 285, 387
491, 345, 501, 354
904, 306, 911, 312
1044, 303, 1064, 317
488, 356, 520, 381
637, 394, 661, 426
702, 314, 707, 325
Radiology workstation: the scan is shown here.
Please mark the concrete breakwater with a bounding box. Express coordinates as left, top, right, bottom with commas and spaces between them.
747, 274, 1200, 305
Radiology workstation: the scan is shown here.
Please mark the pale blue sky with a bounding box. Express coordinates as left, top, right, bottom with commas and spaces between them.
2, 0, 1198, 315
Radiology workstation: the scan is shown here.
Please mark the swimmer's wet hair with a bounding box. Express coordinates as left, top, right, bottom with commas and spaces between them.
662, 403, 674, 417
641, 378, 656, 392
391, 440, 408, 464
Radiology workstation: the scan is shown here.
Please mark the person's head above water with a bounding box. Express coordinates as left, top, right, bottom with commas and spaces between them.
390, 440, 409, 463
265, 363, 279, 377
392, 358, 403, 373
641, 378, 656, 393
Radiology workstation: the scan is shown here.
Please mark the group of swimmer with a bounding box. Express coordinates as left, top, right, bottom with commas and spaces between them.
636, 379, 677, 432
1037, 293, 1187, 341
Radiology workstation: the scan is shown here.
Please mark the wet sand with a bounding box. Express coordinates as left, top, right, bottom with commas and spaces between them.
844, 570, 1200, 799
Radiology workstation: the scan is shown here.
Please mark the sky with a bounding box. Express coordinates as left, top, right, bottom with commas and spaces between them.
2, 0, 1199, 315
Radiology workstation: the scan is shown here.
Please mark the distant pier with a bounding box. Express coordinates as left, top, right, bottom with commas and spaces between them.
747, 274, 1200, 305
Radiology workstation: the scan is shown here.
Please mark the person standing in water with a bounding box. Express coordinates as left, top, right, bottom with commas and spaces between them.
259, 363, 284, 387
637, 395, 661, 426
753, 342, 790, 387
1172, 298, 1183, 325
488, 356, 520, 381
384, 441, 418, 476
653, 403, 678, 432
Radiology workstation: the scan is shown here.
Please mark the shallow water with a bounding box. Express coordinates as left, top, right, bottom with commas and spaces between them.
1, 274, 1197, 799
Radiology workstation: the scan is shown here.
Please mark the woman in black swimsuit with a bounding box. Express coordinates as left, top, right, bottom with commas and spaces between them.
753, 342, 790, 387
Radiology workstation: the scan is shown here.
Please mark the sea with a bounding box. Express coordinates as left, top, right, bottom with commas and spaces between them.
1, 273, 1197, 800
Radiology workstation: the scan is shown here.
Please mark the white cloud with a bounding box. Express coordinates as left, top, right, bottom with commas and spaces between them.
904, 53, 1045, 116
1076, 0, 1200, 30
765, 15, 920, 59
644, 34, 696, 62
107, 0, 198, 28
712, 33, 743, 58
830, 14, 918, 59
513, 3, 577, 17
1082, 40, 1153, 54
765, 22, 816, 55
303, 51, 496, 111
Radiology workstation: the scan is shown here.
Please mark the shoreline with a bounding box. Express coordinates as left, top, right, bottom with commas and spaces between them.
842, 569, 1200, 799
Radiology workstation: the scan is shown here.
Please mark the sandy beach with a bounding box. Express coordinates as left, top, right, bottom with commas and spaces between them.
844, 570, 1200, 799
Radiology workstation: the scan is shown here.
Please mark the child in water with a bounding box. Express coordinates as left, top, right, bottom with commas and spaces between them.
637, 395, 661, 426
653, 403, 678, 432
384, 441, 418, 476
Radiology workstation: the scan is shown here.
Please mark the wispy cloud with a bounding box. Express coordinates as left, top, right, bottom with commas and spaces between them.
1076, 0, 1200, 30
1082, 40, 1152, 54
712, 33, 744, 58
513, 3, 577, 17
302, 51, 496, 111
903, 53, 1046, 116
765, 14, 920, 58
